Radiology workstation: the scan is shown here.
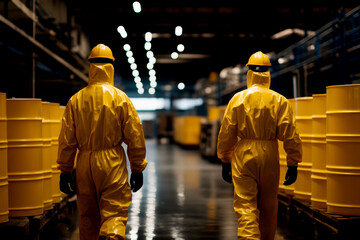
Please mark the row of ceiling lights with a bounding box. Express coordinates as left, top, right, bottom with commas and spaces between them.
116, 1, 186, 95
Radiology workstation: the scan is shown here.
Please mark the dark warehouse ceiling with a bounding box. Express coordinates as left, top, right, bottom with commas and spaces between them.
0, 0, 359, 101
69, 1, 359, 96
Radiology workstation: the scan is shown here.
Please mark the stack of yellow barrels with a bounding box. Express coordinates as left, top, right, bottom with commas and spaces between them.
294, 97, 313, 200
326, 84, 360, 215
7, 98, 44, 217
174, 116, 202, 146
278, 98, 296, 194
311, 94, 327, 209
0, 93, 9, 223
49, 103, 62, 203
41, 102, 53, 210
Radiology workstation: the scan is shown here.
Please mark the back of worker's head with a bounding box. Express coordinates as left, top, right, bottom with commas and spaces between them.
246, 51, 271, 89
88, 44, 115, 85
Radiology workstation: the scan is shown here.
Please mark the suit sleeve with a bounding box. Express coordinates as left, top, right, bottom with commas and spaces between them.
277, 98, 302, 166
217, 96, 239, 163
121, 96, 148, 173
57, 100, 78, 173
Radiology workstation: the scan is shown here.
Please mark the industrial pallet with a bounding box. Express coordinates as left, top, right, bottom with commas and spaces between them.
0, 196, 75, 240
278, 191, 360, 240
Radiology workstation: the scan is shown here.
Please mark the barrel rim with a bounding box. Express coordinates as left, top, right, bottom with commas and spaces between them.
326, 83, 360, 89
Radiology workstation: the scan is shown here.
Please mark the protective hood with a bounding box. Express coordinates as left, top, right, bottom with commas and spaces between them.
246, 69, 271, 89
88, 63, 114, 86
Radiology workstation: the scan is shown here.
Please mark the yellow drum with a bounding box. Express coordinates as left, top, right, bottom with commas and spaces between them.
42, 102, 53, 210
174, 116, 202, 146
49, 103, 62, 203
294, 97, 313, 200
0, 93, 9, 223
7, 98, 44, 217
326, 84, 360, 215
311, 94, 327, 209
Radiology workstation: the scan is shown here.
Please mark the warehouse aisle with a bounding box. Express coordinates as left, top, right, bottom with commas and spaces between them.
42, 139, 307, 240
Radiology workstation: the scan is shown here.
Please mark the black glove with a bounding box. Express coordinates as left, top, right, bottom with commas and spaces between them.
283, 166, 298, 185
60, 171, 76, 194
222, 162, 232, 184
130, 172, 143, 192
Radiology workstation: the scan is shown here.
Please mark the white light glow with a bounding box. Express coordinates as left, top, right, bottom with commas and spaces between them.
175, 26, 183, 36
173, 98, 203, 110
117, 26, 127, 38
145, 42, 152, 50
133, 1, 141, 13
149, 57, 156, 64
149, 69, 156, 76
145, 32, 152, 42
137, 88, 144, 94
149, 88, 155, 95
130, 63, 137, 70
149, 76, 156, 81
177, 44, 185, 52
123, 44, 131, 51
146, 51, 154, 58
136, 82, 143, 88
128, 57, 135, 64
147, 63, 154, 70
171, 52, 178, 59
134, 76, 141, 83
150, 81, 157, 88
132, 70, 139, 77
130, 98, 170, 110
177, 82, 185, 90
126, 51, 133, 58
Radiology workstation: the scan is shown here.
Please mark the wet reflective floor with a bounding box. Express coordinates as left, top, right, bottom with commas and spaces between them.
42, 139, 308, 240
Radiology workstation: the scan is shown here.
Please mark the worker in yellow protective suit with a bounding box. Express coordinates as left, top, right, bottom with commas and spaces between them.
57, 44, 147, 240
217, 51, 302, 240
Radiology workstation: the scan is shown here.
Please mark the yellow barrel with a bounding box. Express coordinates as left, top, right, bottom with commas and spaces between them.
42, 102, 53, 210
294, 97, 313, 200
326, 84, 360, 215
278, 99, 297, 195
49, 102, 62, 203
7, 98, 44, 217
311, 94, 327, 209
0, 93, 9, 223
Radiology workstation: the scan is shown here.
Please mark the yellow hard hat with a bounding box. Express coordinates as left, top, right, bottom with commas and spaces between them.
246, 51, 271, 66
88, 43, 115, 62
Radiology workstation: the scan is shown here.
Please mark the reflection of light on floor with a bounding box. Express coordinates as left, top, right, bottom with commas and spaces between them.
171, 226, 185, 240
177, 183, 185, 207
129, 190, 142, 240
146, 162, 157, 240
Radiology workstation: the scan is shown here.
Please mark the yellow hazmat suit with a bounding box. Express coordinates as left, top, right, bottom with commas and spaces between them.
217, 52, 302, 240
57, 44, 147, 240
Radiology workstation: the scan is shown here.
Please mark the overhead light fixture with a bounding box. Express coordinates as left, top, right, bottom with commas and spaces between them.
123, 44, 131, 51
126, 51, 133, 58
178, 82, 185, 90
137, 88, 144, 94
145, 32, 152, 42
146, 51, 154, 58
130, 63, 137, 70
132, 70, 139, 77
271, 28, 315, 40
133, 1, 141, 13
175, 26, 183, 36
144, 42, 151, 50
149, 88, 155, 95
128, 57, 135, 64
171, 52, 179, 59
177, 44, 185, 52
150, 81, 157, 88
117, 26, 127, 38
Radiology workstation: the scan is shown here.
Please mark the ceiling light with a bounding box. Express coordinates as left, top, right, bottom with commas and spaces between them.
132, 70, 139, 77
177, 44, 185, 52
149, 88, 155, 95
128, 57, 135, 64
130, 63, 137, 70
137, 88, 144, 94
144, 42, 151, 50
149, 57, 156, 64
123, 44, 131, 51
150, 81, 157, 88
136, 82, 143, 88
117, 26, 127, 38
149, 76, 156, 81
147, 63, 154, 70
178, 82, 185, 90
134, 76, 141, 83
126, 51, 133, 58
149, 69, 156, 76
133, 1, 141, 13
145, 32, 152, 42
175, 26, 183, 36
171, 52, 178, 59
146, 51, 154, 58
